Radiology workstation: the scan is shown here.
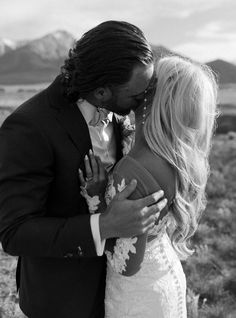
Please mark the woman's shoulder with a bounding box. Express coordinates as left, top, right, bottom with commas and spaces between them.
113, 155, 141, 179
112, 155, 156, 196
128, 148, 176, 203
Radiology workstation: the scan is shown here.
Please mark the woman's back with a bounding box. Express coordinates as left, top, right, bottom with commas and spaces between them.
104, 152, 187, 318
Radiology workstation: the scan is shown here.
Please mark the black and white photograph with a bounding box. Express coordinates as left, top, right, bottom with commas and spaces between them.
0, 1, 236, 317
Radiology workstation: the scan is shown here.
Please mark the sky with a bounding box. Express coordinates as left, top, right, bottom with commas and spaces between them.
0, 0, 236, 63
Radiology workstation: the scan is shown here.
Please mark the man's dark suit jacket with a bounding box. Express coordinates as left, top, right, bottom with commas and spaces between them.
0, 76, 123, 318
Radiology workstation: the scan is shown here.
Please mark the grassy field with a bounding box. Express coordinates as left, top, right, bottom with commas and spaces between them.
219, 84, 236, 105
0, 86, 236, 317
0, 133, 235, 318
184, 132, 236, 318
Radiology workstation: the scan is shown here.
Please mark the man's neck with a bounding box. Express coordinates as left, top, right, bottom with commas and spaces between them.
84, 94, 100, 108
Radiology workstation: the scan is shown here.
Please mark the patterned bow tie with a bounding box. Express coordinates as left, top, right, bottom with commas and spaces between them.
89, 108, 113, 127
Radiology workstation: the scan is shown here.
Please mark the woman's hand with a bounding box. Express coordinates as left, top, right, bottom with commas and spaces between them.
78, 150, 108, 197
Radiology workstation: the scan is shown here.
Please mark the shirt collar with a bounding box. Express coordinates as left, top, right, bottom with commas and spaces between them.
76, 99, 113, 126
76, 99, 97, 125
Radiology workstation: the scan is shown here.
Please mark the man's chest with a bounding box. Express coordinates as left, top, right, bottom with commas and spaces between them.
88, 123, 117, 172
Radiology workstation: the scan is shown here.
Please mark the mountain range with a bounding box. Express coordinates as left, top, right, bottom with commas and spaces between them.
0, 31, 75, 84
0, 31, 235, 85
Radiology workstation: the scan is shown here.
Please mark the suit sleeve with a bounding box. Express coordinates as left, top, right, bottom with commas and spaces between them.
0, 112, 97, 258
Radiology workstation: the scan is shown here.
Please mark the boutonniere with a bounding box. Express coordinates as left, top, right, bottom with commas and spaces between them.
115, 114, 135, 156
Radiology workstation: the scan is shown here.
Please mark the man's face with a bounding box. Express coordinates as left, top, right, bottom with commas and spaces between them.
104, 63, 154, 116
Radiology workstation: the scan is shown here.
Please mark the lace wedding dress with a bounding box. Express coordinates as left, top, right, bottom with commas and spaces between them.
104, 156, 187, 318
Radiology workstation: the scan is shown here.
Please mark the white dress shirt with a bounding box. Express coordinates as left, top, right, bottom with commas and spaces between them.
77, 99, 117, 256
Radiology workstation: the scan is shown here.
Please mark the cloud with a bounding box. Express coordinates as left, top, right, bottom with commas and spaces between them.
194, 22, 223, 38
0, 0, 235, 63
193, 21, 236, 41
0, 0, 232, 35
150, 0, 234, 18
173, 19, 236, 62
173, 39, 236, 62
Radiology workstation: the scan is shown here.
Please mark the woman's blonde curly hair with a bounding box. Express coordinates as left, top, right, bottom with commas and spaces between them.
144, 56, 218, 259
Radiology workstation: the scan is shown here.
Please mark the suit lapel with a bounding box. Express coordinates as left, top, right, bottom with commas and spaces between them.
46, 76, 92, 157
56, 103, 92, 156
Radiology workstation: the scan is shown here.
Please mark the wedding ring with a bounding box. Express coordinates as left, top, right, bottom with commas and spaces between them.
86, 176, 93, 182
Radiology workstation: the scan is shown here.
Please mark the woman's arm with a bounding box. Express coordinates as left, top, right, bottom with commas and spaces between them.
105, 171, 165, 276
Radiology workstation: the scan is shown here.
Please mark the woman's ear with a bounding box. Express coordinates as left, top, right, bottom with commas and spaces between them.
93, 87, 112, 102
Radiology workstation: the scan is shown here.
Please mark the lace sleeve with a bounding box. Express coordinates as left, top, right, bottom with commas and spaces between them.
80, 186, 102, 214
105, 172, 148, 276
105, 237, 138, 274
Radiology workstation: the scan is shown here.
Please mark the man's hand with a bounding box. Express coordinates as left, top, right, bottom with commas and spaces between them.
99, 179, 167, 240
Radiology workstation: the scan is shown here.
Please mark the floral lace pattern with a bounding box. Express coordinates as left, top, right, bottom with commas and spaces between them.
104, 175, 187, 317
105, 232, 187, 318
104, 177, 114, 207
115, 115, 135, 156
80, 186, 100, 214
105, 177, 138, 274
106, 237, 138, 274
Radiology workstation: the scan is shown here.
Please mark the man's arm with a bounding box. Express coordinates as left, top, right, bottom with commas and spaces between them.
0, 112, 97, 258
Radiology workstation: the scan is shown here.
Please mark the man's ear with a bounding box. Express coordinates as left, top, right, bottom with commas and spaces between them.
93, 87, 112, 102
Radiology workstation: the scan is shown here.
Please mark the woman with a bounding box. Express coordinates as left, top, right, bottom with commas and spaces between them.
79, 56, 218, 317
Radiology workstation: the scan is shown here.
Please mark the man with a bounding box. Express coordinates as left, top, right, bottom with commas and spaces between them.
0, 21, 166, 318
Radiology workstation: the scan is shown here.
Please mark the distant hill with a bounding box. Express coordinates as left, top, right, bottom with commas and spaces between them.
0, 38, 16, 56
0, 31, 236, 85
0, 38, 29, 57
151, 45, 175, 59
0, 31, 75, 84
206, 59, 236, 84
0, 40, 179, 85
151, 48, 236, 85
